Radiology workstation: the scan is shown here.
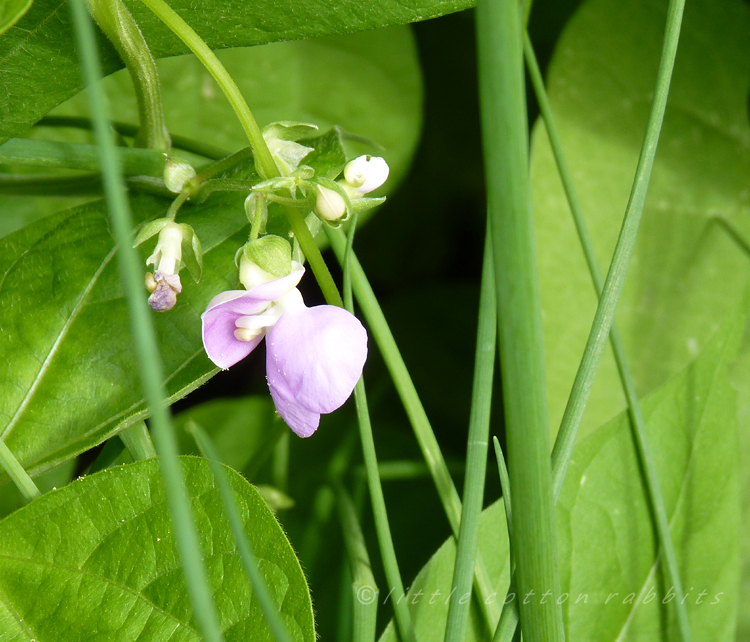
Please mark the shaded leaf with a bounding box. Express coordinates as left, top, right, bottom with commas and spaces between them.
557, 314, 742, 641
0, 457, 315, 641
0, 0, 441, 143
379, 315, 742, 641
173, 396, 284, 479
531, 0, 750, 440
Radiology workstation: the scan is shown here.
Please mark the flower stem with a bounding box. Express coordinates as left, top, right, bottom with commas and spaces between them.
136, 0, 276, 178
119, 421, 157, 460
68, 2, 224, 640
286, 206, 343, 306
342, 214, 416, 642
524, 23, 691, 641
444, 230, 497, 642
0, 138, 166, 175
0, 438, 41, 502
85, 0, 170, 150
134, 0, 343, 305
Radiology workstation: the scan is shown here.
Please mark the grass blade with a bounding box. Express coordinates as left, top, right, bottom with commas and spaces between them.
335, 484, 379, 642
524, 29, 692, 641
476, 0, 564, 637
189, 422, 295, 642
342, 212, 417, 642
68, 1, 224, 639
444, 230, 497, 642
326, 227, 502, 628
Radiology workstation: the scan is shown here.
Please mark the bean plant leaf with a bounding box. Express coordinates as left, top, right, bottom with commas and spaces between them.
0, 0, 31, 36
378, 314, 742, 641
0, 0, 444, 143
531, 0, 750, 440
0, 456, 316, 641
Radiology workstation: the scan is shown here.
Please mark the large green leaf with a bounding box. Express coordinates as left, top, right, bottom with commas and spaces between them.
377, 500, 510, 642
379, 316, 741, 641
0, 191, 238, 478
531, 0, 750, 440
0, 0, 450, 143
0, 456, 315, 641
557, 314, 742, 641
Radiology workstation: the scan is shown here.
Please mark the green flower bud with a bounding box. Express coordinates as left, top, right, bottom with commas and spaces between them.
164, 156, 197, 193
240, 235, 293, 289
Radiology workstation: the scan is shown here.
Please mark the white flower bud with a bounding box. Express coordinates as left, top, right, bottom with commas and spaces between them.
342, 155, 389, 195
315, 184, 347, 221
164, 156, 197, 193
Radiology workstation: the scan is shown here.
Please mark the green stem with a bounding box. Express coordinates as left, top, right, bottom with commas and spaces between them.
444, 231, 497, 642
166, 189, 190, 219
0, 439, 41, 502
287, 206, 343, 306
88, 437, 126, 474
335, 484, 379, 642
477, 0, 563, 639
85, 0, 170, 150
136, 0, 276, 178
136, 0, 343, 305
342, 213, 416, 642
38, 115, 229, 159
119, 421, 157, 460
189, 422, 294, 642
524, 30, 691, 641
549, 0, 686, 498
68, 2, 224, 640
0, 173, 103, 196
327, 227, 501, 628
0, 138, 165, 175
272, 432, 290, 493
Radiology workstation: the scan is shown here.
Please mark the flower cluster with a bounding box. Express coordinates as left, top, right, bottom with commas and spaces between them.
139, 142, 389, 436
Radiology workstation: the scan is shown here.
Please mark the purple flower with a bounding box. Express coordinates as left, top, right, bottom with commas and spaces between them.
201, 264, 367, 437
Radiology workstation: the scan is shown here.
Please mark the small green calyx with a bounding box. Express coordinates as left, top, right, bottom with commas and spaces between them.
243, 235, 293, 279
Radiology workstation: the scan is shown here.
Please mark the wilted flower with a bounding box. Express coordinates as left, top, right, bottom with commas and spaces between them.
146, 222, 184, 311
201, 262, 367, 437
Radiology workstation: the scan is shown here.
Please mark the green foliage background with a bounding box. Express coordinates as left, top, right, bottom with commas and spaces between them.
1, 0, 749, 639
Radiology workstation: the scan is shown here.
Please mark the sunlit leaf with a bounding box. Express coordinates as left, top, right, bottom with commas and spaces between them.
0, 457, 315, 641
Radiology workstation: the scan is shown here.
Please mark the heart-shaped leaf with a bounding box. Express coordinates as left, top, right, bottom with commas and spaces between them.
0, 456, 315, 641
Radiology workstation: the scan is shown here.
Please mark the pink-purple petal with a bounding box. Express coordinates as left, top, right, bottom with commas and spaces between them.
269, 384, 321, 438
265, 306, 367, 436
